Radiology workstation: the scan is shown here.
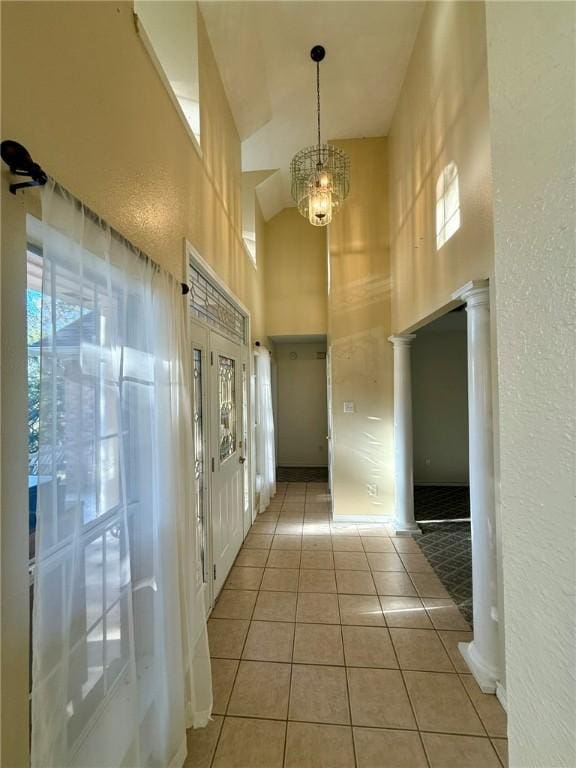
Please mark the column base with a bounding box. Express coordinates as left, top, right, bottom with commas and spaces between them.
394, 519, 422, 536
458, 641, 499, 693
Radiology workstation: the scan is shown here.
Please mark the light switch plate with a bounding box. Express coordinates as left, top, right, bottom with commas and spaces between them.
343, 401, 355, 413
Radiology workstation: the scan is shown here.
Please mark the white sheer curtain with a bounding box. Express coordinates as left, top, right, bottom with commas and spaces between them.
32, 180, 211, 768
255, 347, 276, 512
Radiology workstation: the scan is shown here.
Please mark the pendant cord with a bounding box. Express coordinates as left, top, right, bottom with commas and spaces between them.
316, 60, 321, 165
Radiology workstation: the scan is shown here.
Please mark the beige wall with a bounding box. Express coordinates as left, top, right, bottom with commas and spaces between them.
264, 207, 327, 338
328, 138, 394, 519
0, 3, 267, 764
413, 313, 469, 484
0, 0, 265, 339
276, 343, 328, 467
388, 0, 494, 333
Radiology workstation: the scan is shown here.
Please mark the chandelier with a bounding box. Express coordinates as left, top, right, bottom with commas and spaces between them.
290, 45, 350, 227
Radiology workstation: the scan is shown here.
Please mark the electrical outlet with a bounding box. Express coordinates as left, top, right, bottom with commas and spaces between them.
425, 457, 431, 466
367, 483, 378, 497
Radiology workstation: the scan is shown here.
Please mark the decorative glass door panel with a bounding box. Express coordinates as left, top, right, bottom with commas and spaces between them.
218, 355, 236, 463
193, 348, 207, 584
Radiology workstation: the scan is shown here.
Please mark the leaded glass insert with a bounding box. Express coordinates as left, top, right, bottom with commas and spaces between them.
192, 348, 207, 584
219, 355, 236, 463
188, 264, 245, 344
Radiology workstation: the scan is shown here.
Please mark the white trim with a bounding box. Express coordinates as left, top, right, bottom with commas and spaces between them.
134, 13, 202, 160
496, 682, 508, 712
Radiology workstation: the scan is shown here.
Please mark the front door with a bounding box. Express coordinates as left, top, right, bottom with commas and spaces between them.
210, 331, 244, 596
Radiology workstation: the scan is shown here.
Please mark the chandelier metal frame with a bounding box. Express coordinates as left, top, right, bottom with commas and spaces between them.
290, 45, 350, 226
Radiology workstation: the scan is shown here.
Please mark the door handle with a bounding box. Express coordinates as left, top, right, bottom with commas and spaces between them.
239, 456, 246, 464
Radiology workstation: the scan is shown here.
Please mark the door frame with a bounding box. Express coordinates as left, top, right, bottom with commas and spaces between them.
184, 240, 254, 608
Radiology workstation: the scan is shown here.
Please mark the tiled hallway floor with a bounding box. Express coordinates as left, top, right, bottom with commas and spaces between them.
187, 482, 507, 768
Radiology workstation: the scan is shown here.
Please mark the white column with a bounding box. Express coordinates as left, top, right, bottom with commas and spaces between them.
389, 334, 421, 535
452, 280, 500, 692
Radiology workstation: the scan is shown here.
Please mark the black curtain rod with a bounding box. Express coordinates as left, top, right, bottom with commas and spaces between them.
1, 139, 190, 296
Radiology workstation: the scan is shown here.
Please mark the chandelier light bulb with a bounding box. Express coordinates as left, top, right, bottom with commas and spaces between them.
308, 186, 333, 226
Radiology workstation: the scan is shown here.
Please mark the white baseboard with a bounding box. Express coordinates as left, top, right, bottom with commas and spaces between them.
496, 682, 508, 712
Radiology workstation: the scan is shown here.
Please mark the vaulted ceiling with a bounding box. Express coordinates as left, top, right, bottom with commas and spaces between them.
200, 1, 424, 220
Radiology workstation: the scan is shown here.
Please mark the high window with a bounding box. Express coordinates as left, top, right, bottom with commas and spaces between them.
135, 1, 201, 150
436, 162, 461, 249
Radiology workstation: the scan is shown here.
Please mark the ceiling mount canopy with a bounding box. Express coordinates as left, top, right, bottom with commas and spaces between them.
290, 45, 350, 227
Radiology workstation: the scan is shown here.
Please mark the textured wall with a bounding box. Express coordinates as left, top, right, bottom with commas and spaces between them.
264, 208, 327, 338
413, 316, 469, 484
276, 343, 328, 467
0, 1, 265, 338
328, 138, 394, 519
388, 1, 494, 333
486, 2, 576, 764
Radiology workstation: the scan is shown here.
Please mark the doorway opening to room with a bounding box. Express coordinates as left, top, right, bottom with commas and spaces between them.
271, 336, 329, 485
411, 307, 472, 625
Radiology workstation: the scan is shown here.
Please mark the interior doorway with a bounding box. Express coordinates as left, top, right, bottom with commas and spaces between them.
272, 336, 329, 483
411, 307, 472, 624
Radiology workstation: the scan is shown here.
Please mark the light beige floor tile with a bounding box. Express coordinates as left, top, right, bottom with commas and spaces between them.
260, 567, 299, 592
373, 572, 417, 596
211, 658, 239, 714
361, 536, 396, 553
279, 510, 304, 521
331, 525, 360, 537
303, 523, 332, 535
296, 592, 341, 624
492, 738, 509, 767
437, 630, 474, 672
275, 522, 304, 535
347, 667, 416, 729
366, 552, 406, 572
399, 553, 434, 573
272, 534, 302, 550
390, 536, 422, 554
354, 727, 428, 768
185, 715, 223, 768
380, 596, 433, 629
212, 717, 285, 768
289, 664, 350, 725
253, 590, 297, 622
422, 598, 470, 630
404, 671, 485, 735
336, 570, 376, 595
293, 623, 344, 665
212, 589, 257, 620
356, 525, 391, 537
242, 620, 294, 662
285, 722, 355, 768
421, 733, 501, 768
208, 619, 250, 659
266, 549, 301, 569
227, 660, 291, 719
250, 521, 277, 535
235, 549, 268, 568
243, 533, 273, 550
342, 626, 398, 668
300, 550, 334, 569
334, 551, 370, 570
225, 566, 263, 590
410, 572, 450, 599
390, 628, 454, 672
257, 510, 280, 522
302, 535, 333, 551
461, 675, 507, 737
299, 569, 337, 593
331, 536, 364, 551
338, 594, 385, 626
